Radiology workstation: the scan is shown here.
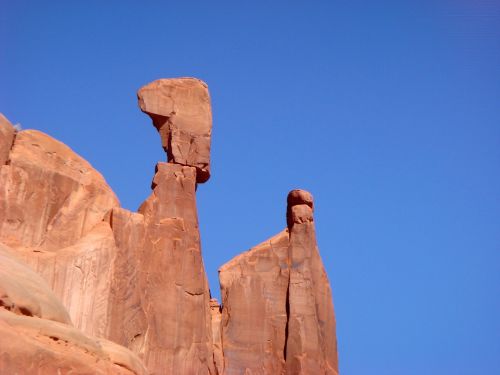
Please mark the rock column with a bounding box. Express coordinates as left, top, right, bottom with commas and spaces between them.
121, 78, 216, 374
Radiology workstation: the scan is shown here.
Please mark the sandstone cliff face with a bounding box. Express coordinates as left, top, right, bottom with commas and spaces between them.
219, 191, 339, 375
219, 230, 290, 374
116, 162, 216, 374
0, 77, 339, 375
286, 190, 338, 375
0, 242, 146, 375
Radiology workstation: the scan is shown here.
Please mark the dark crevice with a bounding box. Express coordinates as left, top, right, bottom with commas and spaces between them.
18, 307, 34, 317
283, 276, 290, 362
4, 130, 17, 166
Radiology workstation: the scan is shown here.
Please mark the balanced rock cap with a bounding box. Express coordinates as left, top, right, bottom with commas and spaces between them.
137, 77, 212, 183
287, 189, 314, 228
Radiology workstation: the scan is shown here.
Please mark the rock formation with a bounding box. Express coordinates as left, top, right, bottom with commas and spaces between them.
0, 77, 339, 374
0, 241, 147, 375
219, 191, 338, 375
138, 78, 212, 183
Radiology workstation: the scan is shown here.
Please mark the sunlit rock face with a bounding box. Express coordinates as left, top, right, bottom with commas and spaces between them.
138, 77, 212, 183
219, 190, 339, 375
0, 240, 147, 375
0, 77, 339, 375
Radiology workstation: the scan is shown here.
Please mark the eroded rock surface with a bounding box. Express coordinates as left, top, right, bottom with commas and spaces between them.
0, 234, 146, 375
0, 114, 15, 165
0, 126, 119, 251
220, 230, 290, 375
0, 78, 340, 375
0, 242, 71, 325
286, 190, 339, 375
134, 162, 215, 374
0, 309, 147, 375
210, 298, 224, 375
138, 78, 212, 183
219, 190, 339, 375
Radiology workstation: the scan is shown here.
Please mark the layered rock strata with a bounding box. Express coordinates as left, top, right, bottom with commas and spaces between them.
219, 190, 339, 375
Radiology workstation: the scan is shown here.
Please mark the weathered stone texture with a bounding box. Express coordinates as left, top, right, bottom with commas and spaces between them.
106, 207, 148, 353
0, 309, 147, 375
134, 162, 216, 374
219, 190, 339, 375
286, 190, 339, 375
210, 298, 224, 375
0, 114, 15, 165
0, 128, 119, 251
219, 230, 290, 375
138, 78, 212, 183
0, 242, 71, 325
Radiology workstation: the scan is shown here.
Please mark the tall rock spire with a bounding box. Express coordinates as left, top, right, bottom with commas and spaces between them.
105, 78, 216, 374
286, 190, 339, 374
218, 190, 339, 374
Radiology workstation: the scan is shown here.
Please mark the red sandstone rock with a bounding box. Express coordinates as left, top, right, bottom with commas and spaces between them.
0, 114, 15, 166
137, 78, 212, 183
0, 128, 119, 251
210, 298, 224, 375
0, 309, 147, 375
19, 222, 119, 338
0, 79, 340, 375
219, 230, 290, 375
219, 190, 339, 375
106, 207, 148, 353
133, 162, 216, 374
0, 239, 146, 375
286, 190, 339, 375
0, 242, 71, 325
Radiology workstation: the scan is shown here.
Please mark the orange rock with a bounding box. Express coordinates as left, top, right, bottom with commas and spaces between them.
133, 162, 216, 374
137, 78, 212, 183
0, 309, 147, 375
106, 207, 147, 353
0, 240, 147, 375
210, 298, 224, 375
219, 229, 290, 374
19, 222, 119, 338
219, 190, 339, 375
286, 190, 339, 375
0, 242, 71, 325
0, 114, 15, 166
0, 128, 119, 251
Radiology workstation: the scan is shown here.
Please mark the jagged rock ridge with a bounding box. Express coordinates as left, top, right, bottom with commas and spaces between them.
0, 77, 339, 374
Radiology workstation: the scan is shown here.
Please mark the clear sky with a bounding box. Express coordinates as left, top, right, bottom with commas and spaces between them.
1, 1, 499, 374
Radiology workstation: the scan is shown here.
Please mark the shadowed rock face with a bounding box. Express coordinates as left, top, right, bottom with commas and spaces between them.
138, 78, 212, 183
219, 190, 339, 375
0, 77, 339, 375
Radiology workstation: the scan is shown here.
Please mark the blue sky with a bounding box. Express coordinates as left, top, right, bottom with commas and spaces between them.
1, 1, 499, 374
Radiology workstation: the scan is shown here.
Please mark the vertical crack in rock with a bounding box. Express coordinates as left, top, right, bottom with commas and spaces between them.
219, 189, 339, 375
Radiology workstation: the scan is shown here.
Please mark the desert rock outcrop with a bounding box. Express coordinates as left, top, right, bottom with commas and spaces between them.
138, 78, 212, 183
0, 76, 339, 375
219, 190, 339, 375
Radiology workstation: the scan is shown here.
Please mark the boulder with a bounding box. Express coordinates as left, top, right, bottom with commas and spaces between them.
137, 78, 212, 183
